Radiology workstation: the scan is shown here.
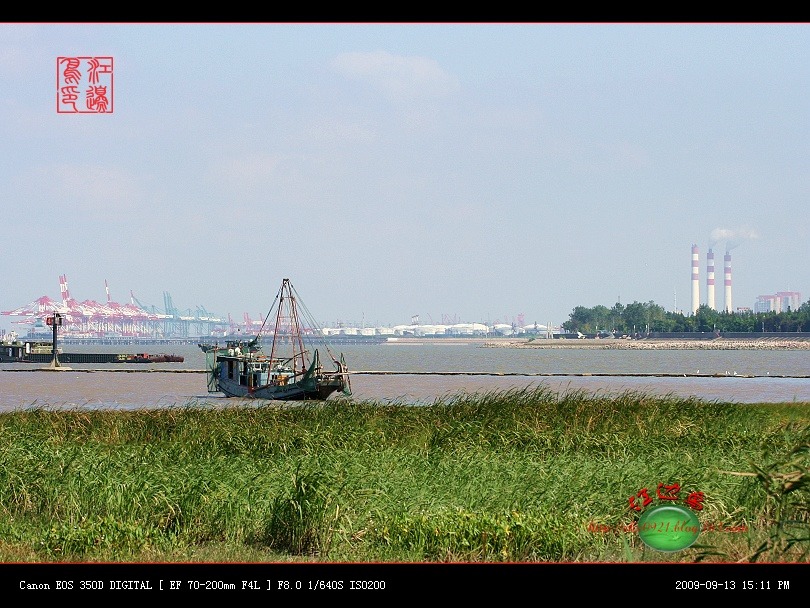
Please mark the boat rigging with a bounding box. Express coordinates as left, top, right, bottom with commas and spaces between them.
205, 278, 351, 401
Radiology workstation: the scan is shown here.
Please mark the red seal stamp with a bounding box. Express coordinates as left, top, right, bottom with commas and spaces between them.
57, 56, 114, 113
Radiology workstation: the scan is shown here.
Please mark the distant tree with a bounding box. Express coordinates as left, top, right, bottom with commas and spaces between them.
637, 302, 671, 331
621, 301, 648, 334
563, 306, 594, 333
694, 305, 720, 332
668, 310, 692, 332
563, 304, 614, 333
563, 298, 810, 335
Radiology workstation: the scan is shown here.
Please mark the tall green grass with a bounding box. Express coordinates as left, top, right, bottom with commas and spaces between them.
0, 386, 807, 563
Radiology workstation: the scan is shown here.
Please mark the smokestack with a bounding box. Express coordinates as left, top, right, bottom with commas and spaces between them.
692, 245, 700, 314
724, 250, 732, 313
706, 248, 716, 310
691, 244, 700, 314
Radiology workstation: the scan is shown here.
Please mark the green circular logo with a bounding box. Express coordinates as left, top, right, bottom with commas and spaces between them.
637, 504, 700, 552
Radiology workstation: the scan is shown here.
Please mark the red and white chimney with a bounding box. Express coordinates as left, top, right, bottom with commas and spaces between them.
724, 251, 732, 313
691, 244, 700, 314
706, 248, 716, 310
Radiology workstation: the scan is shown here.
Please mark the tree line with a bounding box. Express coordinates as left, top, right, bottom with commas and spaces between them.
561, 300, 810, 335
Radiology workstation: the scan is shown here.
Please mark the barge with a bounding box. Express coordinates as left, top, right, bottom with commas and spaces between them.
0, 336, 183, 364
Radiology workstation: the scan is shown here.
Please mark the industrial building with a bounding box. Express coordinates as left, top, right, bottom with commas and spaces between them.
754, 292, 803, 314
2, 276, 546, 341
690, 244, 801, 315
319, 321, 554, 338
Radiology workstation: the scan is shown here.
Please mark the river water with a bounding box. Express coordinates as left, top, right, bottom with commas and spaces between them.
1, 341, 808, 411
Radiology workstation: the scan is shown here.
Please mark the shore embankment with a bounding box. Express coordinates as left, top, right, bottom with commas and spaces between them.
481, 337, 810, 350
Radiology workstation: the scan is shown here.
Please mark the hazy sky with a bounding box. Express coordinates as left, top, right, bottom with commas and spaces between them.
1, 23, 808, 331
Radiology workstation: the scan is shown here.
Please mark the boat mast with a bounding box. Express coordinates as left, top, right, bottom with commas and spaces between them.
268, 278, 308, 375
287, 285, 307, 375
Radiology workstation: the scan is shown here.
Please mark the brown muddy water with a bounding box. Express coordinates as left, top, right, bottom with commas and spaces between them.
1, 341, 808, 411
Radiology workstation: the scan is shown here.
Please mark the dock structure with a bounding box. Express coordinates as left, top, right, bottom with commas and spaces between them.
0, 336, 184, 365
1, 276, 228, 340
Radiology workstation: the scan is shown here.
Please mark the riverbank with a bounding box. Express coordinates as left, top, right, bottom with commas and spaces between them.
482, 337, 810, 350
1, 388, 807, 565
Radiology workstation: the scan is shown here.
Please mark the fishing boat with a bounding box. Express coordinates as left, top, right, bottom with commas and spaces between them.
205, 278, 351, 401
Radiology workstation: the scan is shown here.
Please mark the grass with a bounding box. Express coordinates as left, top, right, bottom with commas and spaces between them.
0, 386, 807, 563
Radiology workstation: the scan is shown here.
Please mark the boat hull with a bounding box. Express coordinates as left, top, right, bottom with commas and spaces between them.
216, 375, 344, 401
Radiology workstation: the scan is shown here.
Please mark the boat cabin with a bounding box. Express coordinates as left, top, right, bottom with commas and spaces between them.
217, 352, 297, 391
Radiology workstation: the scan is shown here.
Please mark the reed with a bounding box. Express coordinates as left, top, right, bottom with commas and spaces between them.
0, 387, 807, 563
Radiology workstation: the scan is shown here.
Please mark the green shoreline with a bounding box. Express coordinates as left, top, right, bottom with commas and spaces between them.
1, 386, 807, 564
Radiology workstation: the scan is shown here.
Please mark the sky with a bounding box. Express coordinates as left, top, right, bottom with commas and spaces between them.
1, 23, 808, 331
